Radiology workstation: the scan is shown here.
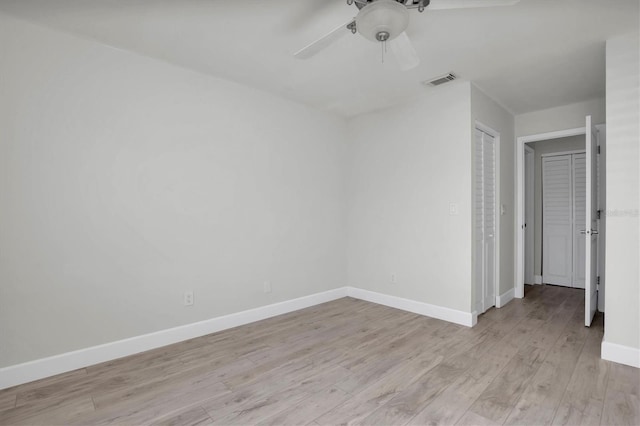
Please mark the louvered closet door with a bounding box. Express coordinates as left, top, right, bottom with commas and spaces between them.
474, 130, 485, 314
572, 154, 586, 289
474, 129, 496, 314
482, 134, 496, 310
542, 155, 573, 286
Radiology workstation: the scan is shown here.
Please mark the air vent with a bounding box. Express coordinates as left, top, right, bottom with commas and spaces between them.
424, 73, 457, 86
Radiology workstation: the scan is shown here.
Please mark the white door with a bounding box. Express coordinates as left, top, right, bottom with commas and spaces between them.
474, 129, 496, 314
572, 154, 586, 289
524, 146, 535, 284
596, 125, 606, 313
542, 155, 573, 286
585, 116, 598, 326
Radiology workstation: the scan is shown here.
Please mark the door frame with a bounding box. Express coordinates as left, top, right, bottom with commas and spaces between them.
474, 121, 500, 312
524, 144, 535, 285
515, 127, 585, 298
541, 150, 587, 158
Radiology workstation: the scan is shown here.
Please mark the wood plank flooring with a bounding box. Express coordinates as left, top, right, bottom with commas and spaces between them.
1, 285, 638, 425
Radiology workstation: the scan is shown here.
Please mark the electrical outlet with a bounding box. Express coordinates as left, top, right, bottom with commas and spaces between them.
183, 291, 194, 306
391, 274, 396, 284
263, 281, 272, 293
449, 203, 459, 216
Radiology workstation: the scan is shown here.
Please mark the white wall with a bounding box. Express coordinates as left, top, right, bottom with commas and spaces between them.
471, 86, 515, 297
603, 32, 639, 355
515, 98, 605, 137
346, 82, 473, 313
0, 14, 348, 368
526, 136, 586, 276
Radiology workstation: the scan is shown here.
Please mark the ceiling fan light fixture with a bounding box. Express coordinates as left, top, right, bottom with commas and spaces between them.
356, 0, 410, 42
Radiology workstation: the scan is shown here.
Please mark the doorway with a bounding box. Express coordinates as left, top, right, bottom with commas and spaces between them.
516, 117, 605, 327
523, 137, 586, 288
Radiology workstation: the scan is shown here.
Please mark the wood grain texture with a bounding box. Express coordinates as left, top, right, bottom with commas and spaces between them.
0, 390, 16, 413
1, 286, 638, 426
153, 406, 213, 426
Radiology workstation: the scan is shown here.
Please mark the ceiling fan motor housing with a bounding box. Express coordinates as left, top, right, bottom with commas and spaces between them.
354, 0, 431, 11
355, 0, 410, 42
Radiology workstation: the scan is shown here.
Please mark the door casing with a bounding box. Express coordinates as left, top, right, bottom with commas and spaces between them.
524, 145, 535, 285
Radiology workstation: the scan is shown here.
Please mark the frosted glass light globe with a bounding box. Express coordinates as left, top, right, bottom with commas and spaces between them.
356, 0, 410, 42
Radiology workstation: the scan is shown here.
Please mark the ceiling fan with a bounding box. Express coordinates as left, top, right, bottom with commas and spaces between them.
294, 0, 521, 70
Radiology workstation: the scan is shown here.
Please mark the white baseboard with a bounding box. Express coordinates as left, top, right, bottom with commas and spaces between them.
602, 340, 640, 368
347, 287, 476, 327
0, 287, 348, 390
534, 275, 543, 285
496, 288, 515, 308
0, 286, 477, 390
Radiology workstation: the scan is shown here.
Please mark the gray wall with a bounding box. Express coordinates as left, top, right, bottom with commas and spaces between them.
0, 13, 348, 368
346, 82, 474, 313
526, 136, 585, 277
515, 98, 605, 138
603, 32, 639, 354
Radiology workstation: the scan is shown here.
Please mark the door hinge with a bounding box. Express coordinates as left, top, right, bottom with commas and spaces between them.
597, 276, 600, 291
597, 210, 601, 219
597, 145, 601, 154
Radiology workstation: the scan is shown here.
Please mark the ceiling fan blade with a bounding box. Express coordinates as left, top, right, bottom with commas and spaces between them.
427, 0, 520, 10
389, 32, 420, 71
294, 19, 355, 60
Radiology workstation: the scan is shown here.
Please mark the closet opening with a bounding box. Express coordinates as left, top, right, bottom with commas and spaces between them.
473, 123, 500, 317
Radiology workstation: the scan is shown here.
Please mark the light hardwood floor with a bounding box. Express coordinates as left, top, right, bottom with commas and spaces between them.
1, 285, 638, 425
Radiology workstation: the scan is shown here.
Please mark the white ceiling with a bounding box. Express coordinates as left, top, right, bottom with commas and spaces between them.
0, 0, 637, 117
